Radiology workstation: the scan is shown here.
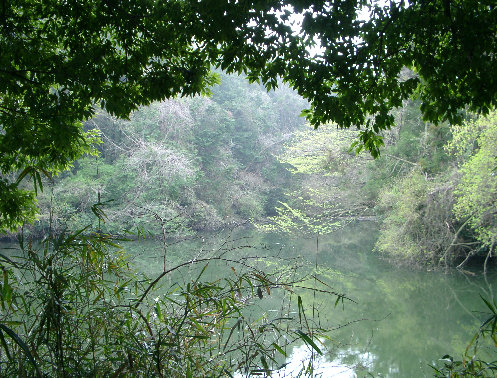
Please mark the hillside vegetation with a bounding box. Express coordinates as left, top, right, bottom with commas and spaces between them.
14, 73, 496, 272
20, 74, 306, 237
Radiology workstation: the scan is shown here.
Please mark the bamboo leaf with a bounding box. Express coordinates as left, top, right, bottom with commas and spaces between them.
297, 295, 303, 324
15, 167, 32, 185
257, 287, 263, 299
260, 355, 269, 372
0, 323, 42, 376
295, 329, 322, 355
272, 342, 287, 357
0, 328, 12, 361
480, 295, 497, 314
35, 171, 43, 193
155, 302, 163, 321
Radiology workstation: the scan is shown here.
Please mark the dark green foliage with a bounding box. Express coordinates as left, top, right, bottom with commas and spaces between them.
0, 179, 38, 231
3, 0, 497, 229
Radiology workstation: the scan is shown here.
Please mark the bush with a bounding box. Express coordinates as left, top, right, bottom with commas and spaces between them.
375, 169, 463, 266
0, 226, 339, 376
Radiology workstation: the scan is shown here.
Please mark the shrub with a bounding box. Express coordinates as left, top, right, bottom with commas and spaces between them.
0, 227, 340, 376
375, 170, 463, 267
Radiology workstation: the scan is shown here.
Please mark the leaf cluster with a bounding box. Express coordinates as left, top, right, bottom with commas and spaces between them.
2, 0, 497, 229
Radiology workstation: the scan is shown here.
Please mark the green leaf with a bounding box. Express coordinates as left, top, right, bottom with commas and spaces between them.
480, 295, 496, 314
260, 355, 269, 372
155, 302, 163, 321
297, 295, 303, 324
15, 167, 32, 185
272, 342, 287, 357
257, 287, 263, 299
295, 329, 322, 355
0, 324, 42, 377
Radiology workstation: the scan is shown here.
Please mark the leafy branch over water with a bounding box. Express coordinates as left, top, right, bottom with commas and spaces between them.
0, 224, 349, 376
432, 296, 497, 377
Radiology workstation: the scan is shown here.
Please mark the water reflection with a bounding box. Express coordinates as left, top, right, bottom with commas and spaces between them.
277, 345, 373, 377
234, 343, 366, 377
125, 221, 496, 376
5, 221, 493, 376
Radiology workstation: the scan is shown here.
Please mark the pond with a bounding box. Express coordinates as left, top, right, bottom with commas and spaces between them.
2, 221, 494, 376
125, 221, 497, 377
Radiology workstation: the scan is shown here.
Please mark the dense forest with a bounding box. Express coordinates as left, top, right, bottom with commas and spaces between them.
22, 73, 307, 237
16, 71, 496, 273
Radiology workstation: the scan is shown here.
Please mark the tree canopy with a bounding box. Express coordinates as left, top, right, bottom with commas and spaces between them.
1, 0, 497, 230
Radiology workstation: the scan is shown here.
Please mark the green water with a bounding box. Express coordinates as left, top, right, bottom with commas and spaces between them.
126, 221, 496, 377
2, 221, 495, 376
